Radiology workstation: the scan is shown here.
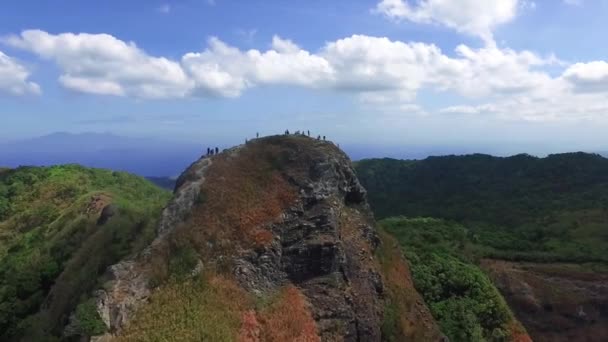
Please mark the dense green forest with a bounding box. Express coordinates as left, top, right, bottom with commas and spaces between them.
356, 153, 608, 263
0, 165, 171, 341
379, 217, 528, 342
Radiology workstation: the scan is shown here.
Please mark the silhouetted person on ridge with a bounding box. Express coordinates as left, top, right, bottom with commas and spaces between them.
256, 132, 259, 138
285, 129, 290, 135
307, 130, 310, 137
323, 136, 326, 140
215, 147, 219, 154
317, 135, 321, 140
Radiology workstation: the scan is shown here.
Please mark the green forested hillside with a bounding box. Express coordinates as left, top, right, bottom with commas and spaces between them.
355, 153, 608, 263
379, 217, 529, 342
0, 165, 171, 341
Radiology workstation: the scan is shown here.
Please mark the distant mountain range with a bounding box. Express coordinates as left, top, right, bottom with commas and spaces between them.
0, 132, 486, 177
0, 132, 204, 177
1, 132, 605, 177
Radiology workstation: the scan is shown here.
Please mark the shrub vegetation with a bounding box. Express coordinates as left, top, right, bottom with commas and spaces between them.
356, 153, 608, 263
379, 217, 530, 342
0, 165, 170, 340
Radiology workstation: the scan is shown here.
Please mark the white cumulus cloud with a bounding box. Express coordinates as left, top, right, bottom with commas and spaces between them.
182, 34, 560, 102
319, 34, 560, 103
4, 30, 557, 103
5, 30, 193, 99
6, 29, 608, 122
0, 51, 40, 96
321, 35, 449, 98
182, 35, 334, 97
562, 61, 608, 93
375, 0, 523, 44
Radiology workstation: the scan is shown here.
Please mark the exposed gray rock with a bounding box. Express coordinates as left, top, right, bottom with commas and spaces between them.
158, 157, 213, 236
227, 139, 384, 341
90, 156, 215, 337
96, 261, 152, 331
83, 136, 431, 341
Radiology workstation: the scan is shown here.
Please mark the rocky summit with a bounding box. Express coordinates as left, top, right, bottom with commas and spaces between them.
87, 135, 443, 341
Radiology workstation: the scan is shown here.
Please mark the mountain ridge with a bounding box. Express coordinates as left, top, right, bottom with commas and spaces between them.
0, 164, 171, 340
87, 134, 444, 341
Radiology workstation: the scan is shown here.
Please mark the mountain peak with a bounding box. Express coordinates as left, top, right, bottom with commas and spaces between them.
90, 134, 443, 341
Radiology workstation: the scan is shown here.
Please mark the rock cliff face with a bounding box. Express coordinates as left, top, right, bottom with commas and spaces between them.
92, 135, 442, 341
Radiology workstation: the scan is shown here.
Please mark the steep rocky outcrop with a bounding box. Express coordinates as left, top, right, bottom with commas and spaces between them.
90, 135, 442, 341
93, 157, 213, 333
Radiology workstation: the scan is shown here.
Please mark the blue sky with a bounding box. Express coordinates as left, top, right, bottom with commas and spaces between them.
1, 0, 608, 154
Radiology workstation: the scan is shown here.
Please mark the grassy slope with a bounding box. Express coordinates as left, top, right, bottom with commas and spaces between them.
355, 153, 608, 263
380, 217, 530, 342
0, 165, 171, 340
375, 228, 445, 341
115, 136, 324, 341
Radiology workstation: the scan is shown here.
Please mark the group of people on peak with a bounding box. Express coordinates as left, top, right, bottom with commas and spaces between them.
283, 129, 325, 141
207, 130, 333, 158
206, 147, 219, 156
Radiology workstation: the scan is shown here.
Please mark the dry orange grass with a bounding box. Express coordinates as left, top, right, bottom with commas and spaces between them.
238, 310, 261, 342
507, 321, 533, 342
172, 141, 298, 265
238, 285, 320, 342
118, 279, 321, 342
116, 275, 251, 342
376, 229, 444, 341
